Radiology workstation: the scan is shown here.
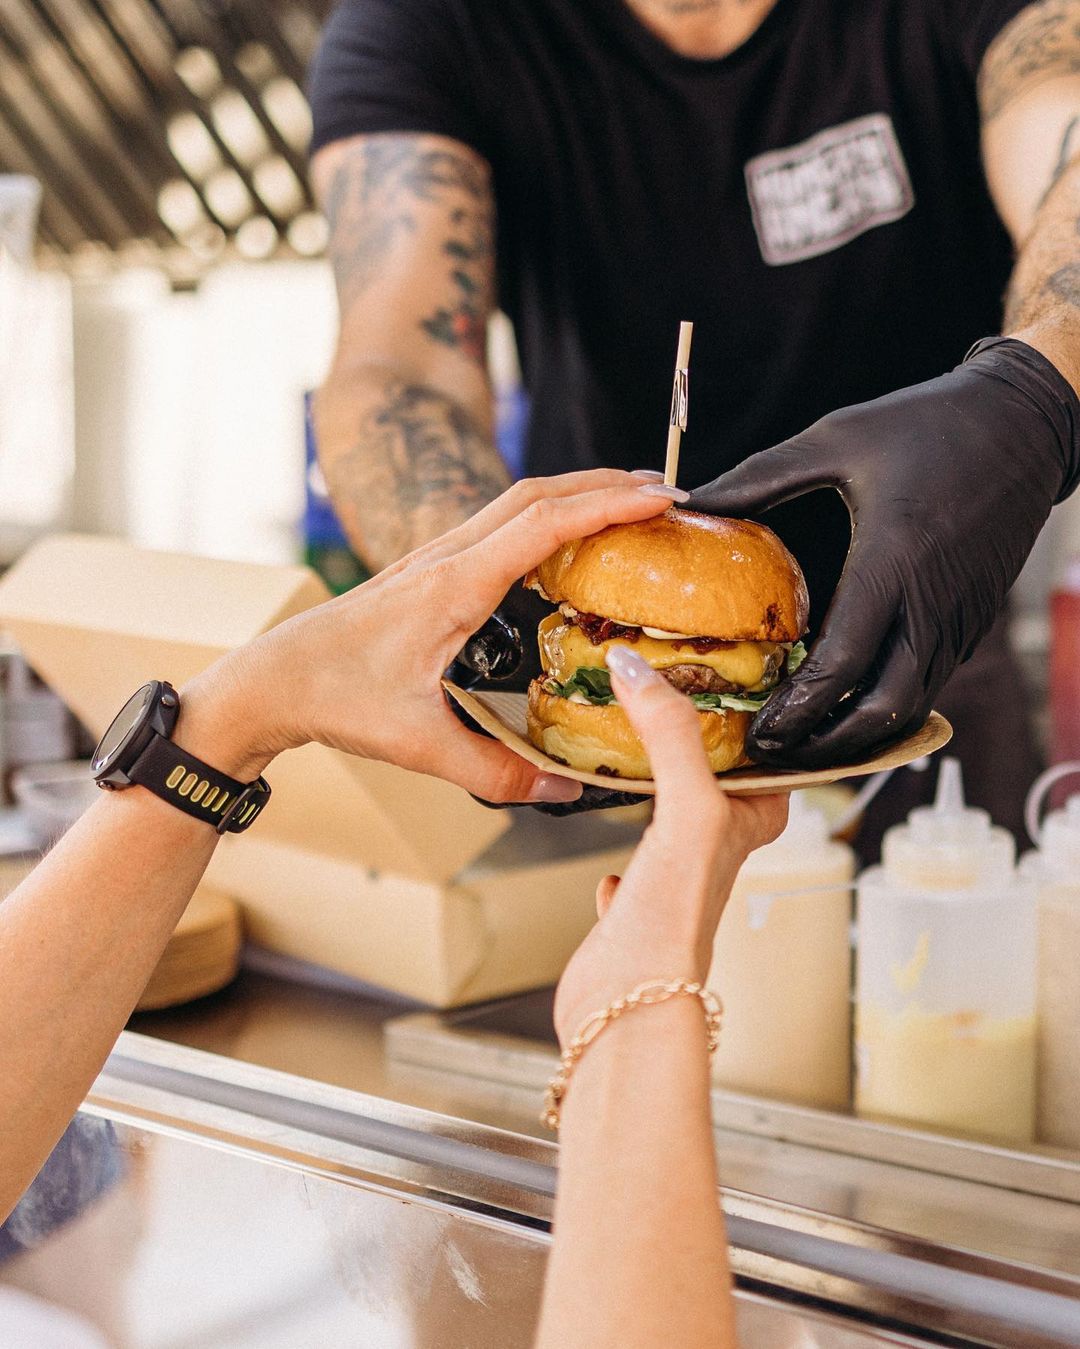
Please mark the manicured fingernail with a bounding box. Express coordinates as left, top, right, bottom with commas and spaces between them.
605, 644, 661, 685
530, 774, 583, 803
631, 469, 665, 481
639, 483, 690, 501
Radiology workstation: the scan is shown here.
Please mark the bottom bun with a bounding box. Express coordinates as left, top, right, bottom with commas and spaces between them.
526, 682, 751, 780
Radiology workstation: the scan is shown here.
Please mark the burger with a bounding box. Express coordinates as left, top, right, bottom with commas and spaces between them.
523, 508, 809, 779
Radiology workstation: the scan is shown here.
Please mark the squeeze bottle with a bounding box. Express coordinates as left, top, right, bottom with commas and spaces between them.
854, 759, 1037, 1144
1020, 765, 1080, 1149
708, 791, 854, 1110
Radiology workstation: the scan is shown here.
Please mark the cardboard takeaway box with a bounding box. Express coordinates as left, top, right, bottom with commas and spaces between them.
0, 535, 640, 1007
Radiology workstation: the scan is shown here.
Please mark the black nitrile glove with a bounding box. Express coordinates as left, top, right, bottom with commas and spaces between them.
528, 782, 643, 816
447, 584, 550, 692
688, 338, 1080, 769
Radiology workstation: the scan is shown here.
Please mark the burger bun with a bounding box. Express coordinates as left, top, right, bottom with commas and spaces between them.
526, 681, 751, 780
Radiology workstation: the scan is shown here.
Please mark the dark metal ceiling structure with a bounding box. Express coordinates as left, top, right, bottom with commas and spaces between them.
0, 0, 334, 267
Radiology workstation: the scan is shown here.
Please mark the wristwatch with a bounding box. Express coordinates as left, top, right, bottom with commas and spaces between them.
91, 680, 271, 834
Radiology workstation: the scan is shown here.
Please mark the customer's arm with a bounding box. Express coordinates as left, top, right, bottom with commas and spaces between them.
0, 470, 681, 1222
312, 132, 509, 571
0, 708, 258, 1226
537, 649, 788, 1349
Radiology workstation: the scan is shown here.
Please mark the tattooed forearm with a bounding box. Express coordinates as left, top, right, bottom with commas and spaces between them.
419, 204, 494, 364
314, 134, 502, 565
1046, 260, 1080, 305
1004, 137, 1080, 329
1002, 143, 1080, 392
980, 1, 1080, 122
322, 134, 496, 364
321, 378, 509, 569
1042, 115, 1080, 206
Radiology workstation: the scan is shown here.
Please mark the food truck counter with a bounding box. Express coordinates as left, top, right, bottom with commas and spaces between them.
99, 967, 1080, 1347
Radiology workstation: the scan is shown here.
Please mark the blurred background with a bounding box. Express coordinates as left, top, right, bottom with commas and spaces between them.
0, 0, 523, 587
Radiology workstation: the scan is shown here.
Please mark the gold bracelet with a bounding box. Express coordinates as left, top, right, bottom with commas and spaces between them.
541, 978, 723, 1131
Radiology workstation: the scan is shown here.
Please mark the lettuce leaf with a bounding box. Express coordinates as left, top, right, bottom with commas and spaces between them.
552, 667, 767, 713
553, 667, 616, 704
690, 690, 770, 712
552, 642, 808, 712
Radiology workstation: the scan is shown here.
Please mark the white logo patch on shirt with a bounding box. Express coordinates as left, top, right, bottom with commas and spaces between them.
744, 113, 914, 267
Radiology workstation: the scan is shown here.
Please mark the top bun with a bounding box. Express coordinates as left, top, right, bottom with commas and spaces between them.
526, 508, 809, 642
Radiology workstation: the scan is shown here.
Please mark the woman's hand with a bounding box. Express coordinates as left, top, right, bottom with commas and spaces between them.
554, 645, 788, 1045
181, 470, 683, 804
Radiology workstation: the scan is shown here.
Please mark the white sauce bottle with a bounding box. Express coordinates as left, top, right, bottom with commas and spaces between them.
1019, 768, 1080, 1150
854, 759, 1037, 1144
708, 791, 854, 1110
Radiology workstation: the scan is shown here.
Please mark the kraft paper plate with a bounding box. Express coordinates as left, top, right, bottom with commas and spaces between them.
444, 681, 953, 797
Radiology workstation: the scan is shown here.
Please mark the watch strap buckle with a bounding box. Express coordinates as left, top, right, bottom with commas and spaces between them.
216, 777, 271, 834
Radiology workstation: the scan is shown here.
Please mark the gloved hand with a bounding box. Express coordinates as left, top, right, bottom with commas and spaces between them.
688, 338, 1080, 769
447, 584, 549, 692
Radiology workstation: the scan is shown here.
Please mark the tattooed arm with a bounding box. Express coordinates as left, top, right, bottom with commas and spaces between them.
980, 0, 1080, 390
312, 133, 510, 570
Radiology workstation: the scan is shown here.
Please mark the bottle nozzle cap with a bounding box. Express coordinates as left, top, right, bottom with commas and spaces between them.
934, 757, 965, 815
1035, 791, 1080, 880
882, 755, 1015, 885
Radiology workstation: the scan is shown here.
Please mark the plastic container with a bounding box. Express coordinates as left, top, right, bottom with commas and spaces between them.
1020, 764, 1080, 1150
708, 791, 855, 1110
854, 759, 1037, 1144
11, 759, 98, 846
0, 648, 75, 783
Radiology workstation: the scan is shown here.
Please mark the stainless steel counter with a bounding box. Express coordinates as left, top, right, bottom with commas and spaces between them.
1, 1032, 945, 1349
130, 967, 544, 1137
111, 967, 1080, 1345
4, 957, 1080, 1346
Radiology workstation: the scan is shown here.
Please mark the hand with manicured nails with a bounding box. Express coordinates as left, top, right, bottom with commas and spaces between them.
0, 470, 685, 1231
553, 644, 788, 1046
689, 338, 1080, 769
181, 470, 683, 805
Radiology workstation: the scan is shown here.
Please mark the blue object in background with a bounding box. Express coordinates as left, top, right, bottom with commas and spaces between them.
495, 384, 530, 481
0, 1117, 124, 1262
303, 392, 368, 593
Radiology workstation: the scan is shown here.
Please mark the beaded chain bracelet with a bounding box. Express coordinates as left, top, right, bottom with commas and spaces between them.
541, 978, 723, 1131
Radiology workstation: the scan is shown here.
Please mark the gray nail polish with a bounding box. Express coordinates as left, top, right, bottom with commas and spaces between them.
639, 483, 691, 502
605, 644, 659, 684
631, 469, 666, 481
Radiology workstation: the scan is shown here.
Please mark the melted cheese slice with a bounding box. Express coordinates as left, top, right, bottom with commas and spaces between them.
538, 615, 784, 691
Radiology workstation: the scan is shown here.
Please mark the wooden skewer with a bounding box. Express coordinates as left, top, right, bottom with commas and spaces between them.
665, 320, 694, 487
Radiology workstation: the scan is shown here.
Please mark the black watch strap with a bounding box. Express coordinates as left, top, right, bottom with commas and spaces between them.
128, 733, 271, 834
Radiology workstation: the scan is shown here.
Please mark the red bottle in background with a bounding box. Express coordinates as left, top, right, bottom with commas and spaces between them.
1050, 559, 1080, 774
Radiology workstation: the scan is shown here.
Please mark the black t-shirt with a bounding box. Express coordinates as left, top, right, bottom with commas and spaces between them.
310, 0, 1030, 621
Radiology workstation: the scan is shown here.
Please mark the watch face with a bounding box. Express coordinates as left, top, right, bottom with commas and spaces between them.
92, 683, 156, 773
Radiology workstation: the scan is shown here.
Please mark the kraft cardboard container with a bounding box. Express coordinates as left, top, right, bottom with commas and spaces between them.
0, 535, 638, 1006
